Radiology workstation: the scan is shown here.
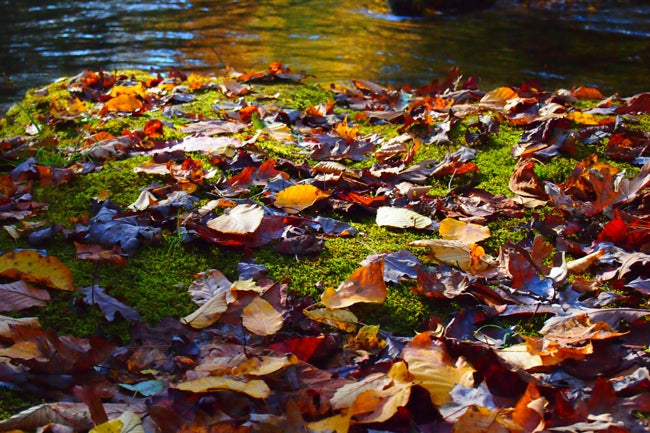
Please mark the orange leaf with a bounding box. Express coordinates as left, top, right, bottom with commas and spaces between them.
512, 381, 547, 433
103, 94, 143, 112
321, 260, 387, 309
572, 86, 603, 100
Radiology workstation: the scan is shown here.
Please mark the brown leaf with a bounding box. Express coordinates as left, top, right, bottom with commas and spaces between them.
74, 242, 127, 266
174, 376, 270, 398
0, 280, 50, 311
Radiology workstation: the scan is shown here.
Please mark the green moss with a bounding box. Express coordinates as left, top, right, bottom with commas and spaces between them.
33, 156, 159, 225
473, 123, 520, 196
0, 388, 40, 420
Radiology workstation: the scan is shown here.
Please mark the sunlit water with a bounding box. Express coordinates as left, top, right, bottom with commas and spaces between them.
1, 0, 648, 112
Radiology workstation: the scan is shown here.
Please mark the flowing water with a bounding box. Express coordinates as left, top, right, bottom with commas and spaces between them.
0, 0, 648, 111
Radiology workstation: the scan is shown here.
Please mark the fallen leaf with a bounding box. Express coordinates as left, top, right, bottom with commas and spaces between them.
376, 206, 433, 229
274, 184, 330, 214
409, 239, 497, 275
321, 260, 387, 309
241, 296, 284, 336
439, 217, 490, 244
174, 376, 271, 398
80, 285, 142, 322
103, 94, 143, 112
207, 204, 264, 234
303, 306, 358, 332
401, 332, 475, 405
0, 280, 50, 311
0, 250, 74, 291
0, 315, 40, 339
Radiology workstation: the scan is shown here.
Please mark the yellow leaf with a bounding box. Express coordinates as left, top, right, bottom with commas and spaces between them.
89, 418, 123, 433
0, 250, 74, 291
401, 333, 475, 405
303, 306, 358, 332
104, 94, 143, 112
89, 412, 144, 433
439, 218, 490, 244
233, 354, 298, 377
274, 184, 330, 214
242, 297, 284, 336
452, 406, 519, 433
308, 410, 352, 433
321, 260, 387, 309
174, 376, 270, 398
566, 111, 599, 125
109, 84, 145, 98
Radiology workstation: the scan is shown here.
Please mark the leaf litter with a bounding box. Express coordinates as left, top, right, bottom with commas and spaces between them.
0, 64, 649, 432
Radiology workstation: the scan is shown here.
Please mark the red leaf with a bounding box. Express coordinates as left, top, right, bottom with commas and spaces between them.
267, 336, 325, 362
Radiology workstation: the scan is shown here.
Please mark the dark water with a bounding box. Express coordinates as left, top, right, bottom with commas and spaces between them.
1, 0, 649, 111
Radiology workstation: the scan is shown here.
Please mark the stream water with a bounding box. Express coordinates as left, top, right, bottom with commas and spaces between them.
0, 0, 648, 112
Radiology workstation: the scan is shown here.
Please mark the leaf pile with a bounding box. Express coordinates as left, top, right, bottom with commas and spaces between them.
0, 65, 649, 432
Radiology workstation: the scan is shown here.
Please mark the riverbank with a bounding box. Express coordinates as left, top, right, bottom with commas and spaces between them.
0, 66, 648, 432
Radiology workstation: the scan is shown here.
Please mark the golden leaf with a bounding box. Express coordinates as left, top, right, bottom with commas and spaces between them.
274, 184, 330, 214
439, 217, 490, 244
103, 94, 143, 112
401, 332, 475, 405
174, 376, 270, 399
0, 250, 74, 291
242, 297, 284, 336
